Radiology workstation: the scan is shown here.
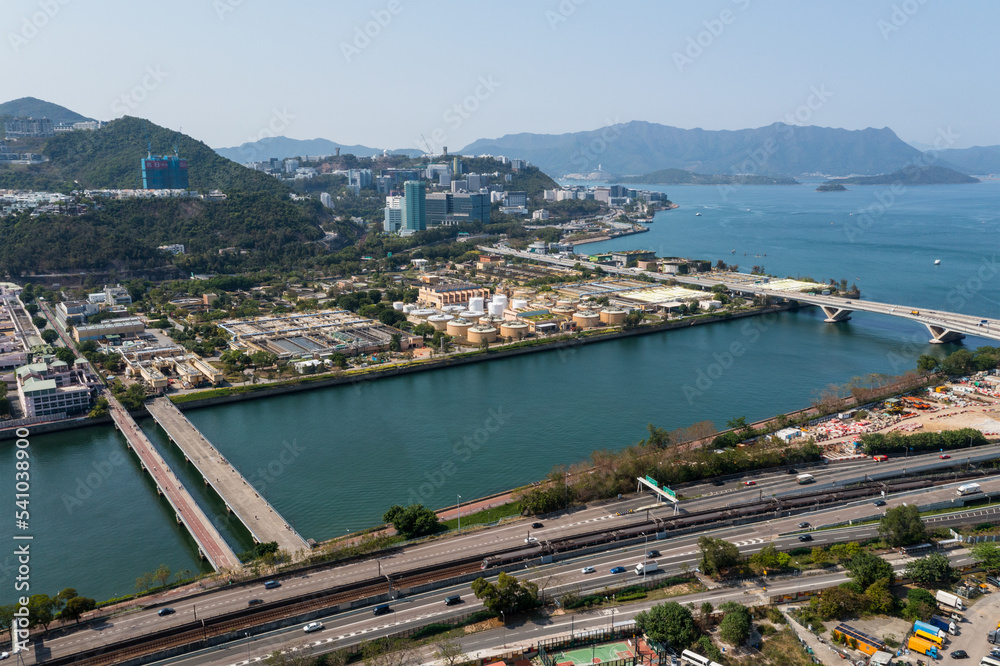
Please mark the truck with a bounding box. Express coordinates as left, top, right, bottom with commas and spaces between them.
929, 614, 958, 635
936, 589, 966, 611
635, 562, 659, 576
913, 620, 946, 641
907, 634, 939, 658
958, 483, 982, 496
796, 473, 815, 485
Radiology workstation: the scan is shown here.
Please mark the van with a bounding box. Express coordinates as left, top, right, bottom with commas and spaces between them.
263, 580, 281, 589
444, 595, 462, 606
373, 604, 391, 616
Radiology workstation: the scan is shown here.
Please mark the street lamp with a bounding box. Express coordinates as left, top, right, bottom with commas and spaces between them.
245, 632, 251, 661
457, 494, 462, 534
500, 610, 506, 647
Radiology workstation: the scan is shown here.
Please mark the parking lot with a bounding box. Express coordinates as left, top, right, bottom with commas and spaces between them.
942, 586, 1000, 662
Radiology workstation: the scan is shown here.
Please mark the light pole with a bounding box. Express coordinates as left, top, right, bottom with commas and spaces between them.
457, 494, 462, 534
500, 610, 506, 647
643, 534, 649, 581
245, 632, 251, 661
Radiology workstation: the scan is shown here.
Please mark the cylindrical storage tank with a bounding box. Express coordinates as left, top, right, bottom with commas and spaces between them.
557, 299, 575, 308
600, 308, 628, 325
459, 309, 479, 319
466, 325, 498, 345
410, 308, 437, 319
446, 318, 474, 339
576, 301, 594, 311
468, 296, 485, 313
488, 302, 505, 317
443, 304, 465, 314
500, 321, 530, 339
511, 298, 528, 310
493, 294, 508, 309
402, 304, 417, 313
573, 310, 601, 329
551, 306, 575, 317
392, 301, 405, 311
427, 313, 454, 331
478, 315, 496, 326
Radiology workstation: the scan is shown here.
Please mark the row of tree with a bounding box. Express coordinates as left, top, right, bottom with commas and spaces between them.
0, 588, 97, 636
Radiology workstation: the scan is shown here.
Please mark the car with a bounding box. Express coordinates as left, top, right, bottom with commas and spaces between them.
940, 454, 951, 459
264, 580, 281, 589
303, 621, 324, 633
444, 595, 462, 606
873, 500, 886, 507
798, 534, 813, 542
991, 648, 1000, 658
785, 468, 798, 475
1, 652, 10, 660
712, 480, 725, 486
873, 455, 888, 462
157, 608, 175, 616
581, 566, 596, 574
373, 604, 391, 616
949, 649, 968, 659
611, 566, 626, 574
524, 536, 538, 544
531, 522, 544, 528
744, 480, 756, 486
798, 522, 810, 528
248, 599, 264, 606
647, 550, 660, 558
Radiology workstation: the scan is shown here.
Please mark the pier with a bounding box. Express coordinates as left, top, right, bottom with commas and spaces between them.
107, 395, 241, 571
145, 397, 311, 556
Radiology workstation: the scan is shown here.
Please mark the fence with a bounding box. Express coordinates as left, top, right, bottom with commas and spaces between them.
0, 412, 67, 430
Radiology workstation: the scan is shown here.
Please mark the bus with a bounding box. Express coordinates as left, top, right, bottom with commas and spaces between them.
681, 649, 724, 666
900, 542, 935, 556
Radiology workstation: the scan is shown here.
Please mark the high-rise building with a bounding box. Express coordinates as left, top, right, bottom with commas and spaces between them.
320, 192, 332, 207
3, 117, 54, 138
141, 155, 189, 189
425, 192, 489, 226
383, 195, 403, 233
400, 181, 426, 231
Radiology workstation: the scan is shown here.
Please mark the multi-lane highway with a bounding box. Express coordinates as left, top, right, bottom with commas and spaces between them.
17, 448, 1000, 664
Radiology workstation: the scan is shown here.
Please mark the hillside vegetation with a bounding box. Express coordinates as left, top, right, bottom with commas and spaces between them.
0, 96, 93, 126
824, 165, 979, 186
0, 116, 288, 194
618, 168, 798, 185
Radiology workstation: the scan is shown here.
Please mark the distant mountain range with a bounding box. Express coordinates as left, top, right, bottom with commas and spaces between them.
458, 121, 989, 178
823, 165, 979, 186
936, 146, 1000, 175
214, 136, 423, 162
617, 168, 798, 186
0, 97, 93, 124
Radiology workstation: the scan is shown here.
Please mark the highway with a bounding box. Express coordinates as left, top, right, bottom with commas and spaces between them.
17, 447, 1000, 665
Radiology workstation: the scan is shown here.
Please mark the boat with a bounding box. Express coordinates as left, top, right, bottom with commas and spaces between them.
934, 259, 941, 265
695, 212, 701, 216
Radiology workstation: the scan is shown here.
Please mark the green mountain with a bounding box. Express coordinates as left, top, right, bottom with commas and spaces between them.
617, 168, 798, 185
0, 116, 288, 194
0, 97, 93, 124
823, 165, 979, 186
936, 146, 1000, 175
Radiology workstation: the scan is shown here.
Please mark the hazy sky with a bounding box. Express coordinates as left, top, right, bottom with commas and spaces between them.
3, 0, 997, 151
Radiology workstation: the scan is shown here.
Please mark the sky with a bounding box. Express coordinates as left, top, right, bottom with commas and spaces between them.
2, 0, 998, 151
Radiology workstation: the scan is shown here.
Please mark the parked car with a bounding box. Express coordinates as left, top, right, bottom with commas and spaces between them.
531, 522, 544, 529
798, 522, 810, 528
303, 622, 324, 633
157, 608, 175, 616
610, 566, 626, 574
798, 535, 813, 542
248, 599, 264, 607
581, 566, 596, 574
873, 500, 886, 507
264, 580, 281, 589
950, 649, 968, 659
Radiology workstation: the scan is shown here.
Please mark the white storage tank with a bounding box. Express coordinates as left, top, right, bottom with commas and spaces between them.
443, 304, 465, 314
573, 310, 601, 328
392, 301, 405, 311
402, 304, 417, 313
557, 299, 575, 308
493, 294, 509, 309
488, 302, 505, 317
468, 296, 485, 313
446, 318, 474, 339
511, 298, 529, 310
410, 308, 438, 319
459, 310, 479, 319
427, 313, 454, 331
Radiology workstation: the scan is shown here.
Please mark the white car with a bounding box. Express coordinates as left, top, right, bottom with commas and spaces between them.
303, 621, 324, 633
0, 652, 9, 660
581, 566, 596, 574
524, 536, 538, 544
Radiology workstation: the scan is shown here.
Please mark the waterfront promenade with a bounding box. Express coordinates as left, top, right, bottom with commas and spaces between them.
107, 395, 241, 570
145, 397, 311, 556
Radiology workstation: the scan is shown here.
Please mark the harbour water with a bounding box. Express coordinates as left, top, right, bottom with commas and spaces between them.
3, 180, 998, 603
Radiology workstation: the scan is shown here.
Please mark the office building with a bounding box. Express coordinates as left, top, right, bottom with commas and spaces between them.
15, 358, 96, 418
400, 180, 426, 231
425, 192, 489, 226
141, 155, 189, 189
383, 195, 403, 233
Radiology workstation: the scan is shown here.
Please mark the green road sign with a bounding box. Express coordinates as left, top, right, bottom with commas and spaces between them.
645, 475, 658, 488
664, 487, 676, 499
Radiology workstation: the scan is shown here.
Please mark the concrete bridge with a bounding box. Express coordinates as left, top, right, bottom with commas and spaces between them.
481, 245, 1000, 345
145, 397, 311, 557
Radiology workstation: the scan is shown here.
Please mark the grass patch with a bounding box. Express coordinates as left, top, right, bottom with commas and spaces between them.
440, 502, 523, 530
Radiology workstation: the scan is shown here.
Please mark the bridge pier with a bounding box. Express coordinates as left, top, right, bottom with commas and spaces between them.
820, 305, 853, 323
926, 324, 966, 344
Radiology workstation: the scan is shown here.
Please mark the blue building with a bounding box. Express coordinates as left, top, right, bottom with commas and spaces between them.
400, 180, 426, 231
141, 155, 189, 189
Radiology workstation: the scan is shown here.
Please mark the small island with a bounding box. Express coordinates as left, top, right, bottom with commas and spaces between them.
816, 183, 847, 192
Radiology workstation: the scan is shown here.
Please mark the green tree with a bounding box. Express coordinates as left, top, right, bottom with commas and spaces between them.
904, 552, 955, 586
878, 504, 927, 547
698, 536, 741, 577
902, 587, 936, 622
26, 594, 58, 631
700, 601, 714, 620
813, 586, 862, 620
863, 578, 896, 614
717, 601, 752, 645
381, 504, 440, 538
432, 638, 465, 665
154, 564, 172, 588
971, 542, 1000, 573
54, 346, 76, 365
635, 602, 697, 650
748, 543, 791, 574
470, 572, 538, 615
57, 595, 97, 624
0, 604, 14, 642
41, 328, 58, 343
32, 315, 48, 330
845, 551, 894, 589
412, 322, 436, 340
916, 355, 940, 373
811, 546, 830, 567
